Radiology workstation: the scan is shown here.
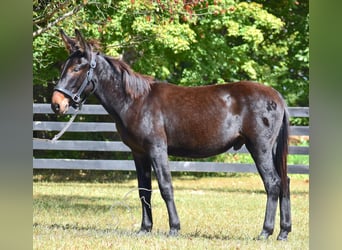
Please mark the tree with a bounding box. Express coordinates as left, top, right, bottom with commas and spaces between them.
33, 0, 308, 106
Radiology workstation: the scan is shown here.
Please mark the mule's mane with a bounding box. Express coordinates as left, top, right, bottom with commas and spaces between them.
104, 56, 154, 99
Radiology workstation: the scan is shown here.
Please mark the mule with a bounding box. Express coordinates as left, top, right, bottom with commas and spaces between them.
51, 29, 291, 240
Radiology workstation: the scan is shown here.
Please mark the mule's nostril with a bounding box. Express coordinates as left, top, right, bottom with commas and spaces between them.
52, 103, 60, 112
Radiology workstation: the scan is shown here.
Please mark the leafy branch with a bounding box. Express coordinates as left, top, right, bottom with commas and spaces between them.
33, 4, 83, 38
33, 1, 72, 25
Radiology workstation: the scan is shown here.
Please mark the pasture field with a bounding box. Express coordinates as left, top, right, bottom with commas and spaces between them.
33, 174, 309, 249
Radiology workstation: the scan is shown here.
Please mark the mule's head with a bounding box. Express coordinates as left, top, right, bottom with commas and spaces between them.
51, 29, 97, 114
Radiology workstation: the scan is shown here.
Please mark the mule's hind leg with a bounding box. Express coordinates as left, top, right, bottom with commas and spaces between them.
247, 145, 281, 240
278, 177, 291, 240
133, 153, 153, 234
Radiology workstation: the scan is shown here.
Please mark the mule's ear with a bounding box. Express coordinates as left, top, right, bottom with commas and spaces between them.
59, 29, 76, 54
74, 29, 91, 55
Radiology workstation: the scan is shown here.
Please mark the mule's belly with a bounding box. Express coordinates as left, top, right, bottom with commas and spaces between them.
167, 143, 235, 158
166, 126, 244, 158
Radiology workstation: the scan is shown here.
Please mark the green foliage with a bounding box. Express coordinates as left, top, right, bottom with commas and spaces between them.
33, 0, 308, 106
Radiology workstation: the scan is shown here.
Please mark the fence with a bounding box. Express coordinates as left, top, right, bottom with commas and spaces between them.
33, 104, 309, 174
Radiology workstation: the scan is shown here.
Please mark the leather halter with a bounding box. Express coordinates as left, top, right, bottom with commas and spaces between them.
54, 53, 97, 108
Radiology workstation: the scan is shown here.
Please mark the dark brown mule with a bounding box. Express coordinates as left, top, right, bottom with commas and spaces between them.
51, 29, 291, 240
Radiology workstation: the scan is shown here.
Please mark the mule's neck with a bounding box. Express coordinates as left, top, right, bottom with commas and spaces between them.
92, 54, 133, 121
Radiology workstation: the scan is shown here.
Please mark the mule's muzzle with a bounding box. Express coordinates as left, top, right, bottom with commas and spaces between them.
51, 91, 70, 114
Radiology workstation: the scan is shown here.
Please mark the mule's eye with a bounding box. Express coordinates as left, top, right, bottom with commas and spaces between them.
73, 66, 80, 72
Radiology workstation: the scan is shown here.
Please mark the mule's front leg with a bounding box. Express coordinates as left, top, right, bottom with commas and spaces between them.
133, 153, 153, 234
150, 145, 180, 236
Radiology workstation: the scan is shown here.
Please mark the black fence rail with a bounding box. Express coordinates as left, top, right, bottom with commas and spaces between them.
33, 104, 309, 174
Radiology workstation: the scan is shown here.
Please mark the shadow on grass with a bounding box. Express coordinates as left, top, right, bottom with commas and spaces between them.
34, 194, 140, 213
33, 222, 177, 239
33, 221, 261, 242
33, 169, 274, 183
33, 169, 138, 183
33, 222, 139, 236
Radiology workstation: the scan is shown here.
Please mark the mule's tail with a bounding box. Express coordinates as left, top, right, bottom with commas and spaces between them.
274, 108, 289, 196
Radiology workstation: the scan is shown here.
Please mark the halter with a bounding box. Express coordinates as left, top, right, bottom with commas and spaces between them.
54, 53, 97, 109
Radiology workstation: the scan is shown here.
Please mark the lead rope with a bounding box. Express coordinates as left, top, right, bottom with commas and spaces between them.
51, 107, 80, 142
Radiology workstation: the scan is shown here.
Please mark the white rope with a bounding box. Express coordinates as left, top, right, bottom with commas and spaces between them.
51, 108, 80, 142
110, 188, 153, 229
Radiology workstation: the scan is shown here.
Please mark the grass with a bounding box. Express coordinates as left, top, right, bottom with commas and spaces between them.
33, 173, 309, 249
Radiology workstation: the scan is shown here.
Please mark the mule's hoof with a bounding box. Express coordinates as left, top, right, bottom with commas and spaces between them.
168, 228, 179, 237
257, 230, 271, 240
137, 229, 151, 236
277, 230, 289, 241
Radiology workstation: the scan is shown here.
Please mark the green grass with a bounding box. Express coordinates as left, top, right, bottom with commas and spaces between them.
33, 174, 309, 249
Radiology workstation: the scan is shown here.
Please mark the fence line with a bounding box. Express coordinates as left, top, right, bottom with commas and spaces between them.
33, 104, 309, 174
